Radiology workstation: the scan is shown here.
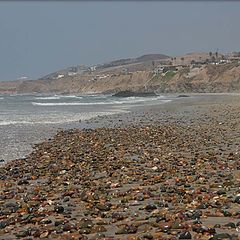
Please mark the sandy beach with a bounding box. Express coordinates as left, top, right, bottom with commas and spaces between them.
1, 93, 240, 240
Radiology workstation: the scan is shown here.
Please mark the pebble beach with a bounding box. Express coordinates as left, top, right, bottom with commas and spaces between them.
1, 94, 240, 240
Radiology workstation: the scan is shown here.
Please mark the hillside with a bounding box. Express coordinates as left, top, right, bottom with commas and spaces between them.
151, 63, 240, 93
38, 54, 170, 81
0, 53, 240, 94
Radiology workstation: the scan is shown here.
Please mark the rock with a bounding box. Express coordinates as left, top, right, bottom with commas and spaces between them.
112, 212, 125, 221
192, 226, 206, 234
40, 218, 52, 224
234, 196, 240, 204
0, 220, 9, 229
145, 204, 157, 211
54, 205, 64, 213
55, 220, 64, 226
179, 231, 192, 239
63, 196, 70, 202
222, 210, 232, 217
196, 203, 207, 209
40, 231, 49, 238
113, 91, 157, 98
3, 201, 20, 214
207, 228, 216, 234
15, 230, 30, 238
158, 222, 172, 232
172, 221, 182, 229
96, 203, 111, 211
209, 233, 232, 239
79, 218, 94, 229
193, 220, 202, 225
217, 189, 226, 195
90, 233, 106, 239
177, 95, 190, 98
141, 233, 154, 239
0, 195, 6, 200
79, 228, 91, 234
17, 179, 29, 185
31, 228, 41, 238
116, 225, 138, 234
91, 225, 107, 233
224, 222, 235, 228
62, 223, 76, 231
236, 221, 240, 226
156, 216, 166, 223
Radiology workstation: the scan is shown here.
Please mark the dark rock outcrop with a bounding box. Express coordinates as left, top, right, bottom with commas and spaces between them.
113, 90, 157, 98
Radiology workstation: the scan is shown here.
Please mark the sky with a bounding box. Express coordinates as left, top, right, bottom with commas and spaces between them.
0, 1, 240, 81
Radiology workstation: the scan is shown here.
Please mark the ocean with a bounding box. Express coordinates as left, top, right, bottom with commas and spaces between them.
0, 93, 172, 162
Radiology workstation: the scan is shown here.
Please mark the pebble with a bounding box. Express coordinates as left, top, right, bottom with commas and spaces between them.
178, 231, 192, 239
54, 205, 65, 213
234, 196, 240, 204
79, 218, 94, 229
17, 179, 29, 185
209, 233, 232, 239
1, 99, 240, 239
224, 222, 236, 228
116, 225, 138, 234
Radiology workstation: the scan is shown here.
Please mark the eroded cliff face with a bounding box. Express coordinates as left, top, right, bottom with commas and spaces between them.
1, 63, 240, 94
163, 64, 240, 93
14, 71, 153, 94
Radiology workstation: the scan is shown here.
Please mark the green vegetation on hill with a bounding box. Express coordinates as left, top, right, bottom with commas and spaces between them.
163, 71, 176, 80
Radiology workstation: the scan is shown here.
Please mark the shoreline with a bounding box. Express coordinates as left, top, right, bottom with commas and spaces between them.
81, 93, 240, 129
0, 93, 240, 239
0, 92, 239, 163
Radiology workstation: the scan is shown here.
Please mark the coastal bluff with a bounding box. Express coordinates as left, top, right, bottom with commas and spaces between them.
0, 53, 240, 94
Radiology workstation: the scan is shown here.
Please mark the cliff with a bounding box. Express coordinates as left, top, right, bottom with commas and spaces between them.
159, 63, 240, 93
0, 54, 240, 94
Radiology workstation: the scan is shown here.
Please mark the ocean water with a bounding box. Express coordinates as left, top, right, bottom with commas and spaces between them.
0, 93, 172, 162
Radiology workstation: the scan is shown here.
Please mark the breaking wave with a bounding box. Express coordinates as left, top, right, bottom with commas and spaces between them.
0, 111, 118, 126
35, 96, 61, 100
31, 102, 106, 106
60, 95, 82, 99
32, 96, 169, 106
0, 121, 34, 126
35, 95, 82, 100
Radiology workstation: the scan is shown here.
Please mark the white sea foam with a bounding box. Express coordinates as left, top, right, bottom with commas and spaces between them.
31, 96, 168, 106
0, 121, 34, 126
31, 101, 131, 106
160, 100, 172, 103
0, 111, 118, 126
59, 95, 82, 99
35, 95, 82, 100
0, 98, 3, 100
31, 102, 103, 106
35, 96, 61, 100
90, 94, 109, 99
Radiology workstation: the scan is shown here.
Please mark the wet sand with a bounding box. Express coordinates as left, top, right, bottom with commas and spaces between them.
0, 93, 240, 240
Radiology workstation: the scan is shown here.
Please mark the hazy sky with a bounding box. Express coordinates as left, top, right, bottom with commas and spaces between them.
0, 1, 240, 81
